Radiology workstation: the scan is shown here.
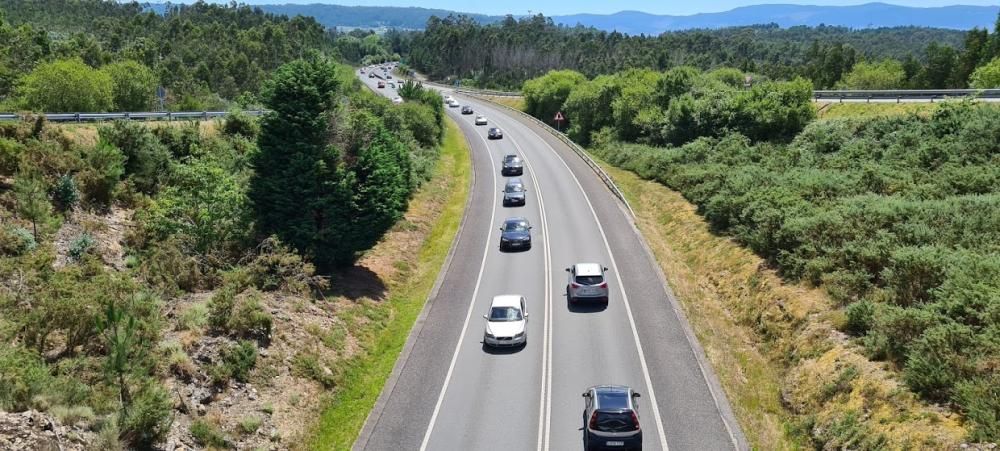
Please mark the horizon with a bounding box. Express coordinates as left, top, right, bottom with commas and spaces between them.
172, 0, 1000, 17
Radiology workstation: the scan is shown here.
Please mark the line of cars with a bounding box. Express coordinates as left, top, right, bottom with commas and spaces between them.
449, 94, 642, 450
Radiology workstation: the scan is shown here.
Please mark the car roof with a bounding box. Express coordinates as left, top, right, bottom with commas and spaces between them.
574, 263, 604, 276
490, 295, 523, 308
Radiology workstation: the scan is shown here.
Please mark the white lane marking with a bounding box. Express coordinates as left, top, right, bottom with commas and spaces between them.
504, 133, 554, 451
418, 111, 498, 451
478, 101, 671, 451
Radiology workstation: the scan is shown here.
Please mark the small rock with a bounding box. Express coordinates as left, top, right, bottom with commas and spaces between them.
196, 404, 206, 415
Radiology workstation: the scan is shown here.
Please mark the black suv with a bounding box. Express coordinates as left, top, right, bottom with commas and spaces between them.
501, 154, 523, 176
499, 217, 532, 251
461, 105, 474, 115
502, 178, 526, 207
488, 127, 503, 139
582, 385, 642, 451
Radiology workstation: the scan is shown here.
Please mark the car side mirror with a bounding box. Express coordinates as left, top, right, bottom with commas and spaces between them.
632, 392, 641, 398
604, 267, 609, 271
582, 392, 591, 398
482, 314, 488, 319
524, 313, 529, 318
499, 227, 504, 231
529, 226, 533, 229
565, 268, 571, 272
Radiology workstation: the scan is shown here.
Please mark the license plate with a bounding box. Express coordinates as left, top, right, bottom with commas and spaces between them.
607, 441, 624, 447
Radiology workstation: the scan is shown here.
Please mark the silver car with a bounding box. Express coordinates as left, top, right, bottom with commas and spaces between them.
566, 263, 609, 303
482, 295, 528, 347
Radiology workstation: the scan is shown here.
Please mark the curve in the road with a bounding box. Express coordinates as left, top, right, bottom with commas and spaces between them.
353, 68, 746, 451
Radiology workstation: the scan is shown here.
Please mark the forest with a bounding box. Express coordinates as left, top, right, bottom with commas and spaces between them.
0, 0, 395, 112
406, 13, 1000, 91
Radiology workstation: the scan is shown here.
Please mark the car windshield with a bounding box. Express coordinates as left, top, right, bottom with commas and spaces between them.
505, 158, 520, 165
504, 222, 529, 232
505, 184, 524, 193
575, 275, 603, 285
489, 306, 522, 321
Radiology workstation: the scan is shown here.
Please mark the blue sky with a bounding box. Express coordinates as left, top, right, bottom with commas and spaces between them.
214, 1, 1000, 16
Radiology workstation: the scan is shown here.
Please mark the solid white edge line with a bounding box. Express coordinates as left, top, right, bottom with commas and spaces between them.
418, 109, 498, 451
478, 101, 670, 451
506, 134, 554, 451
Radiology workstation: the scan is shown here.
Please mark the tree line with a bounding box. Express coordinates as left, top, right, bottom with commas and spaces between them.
404, 13, 1000, 90
0, 1, 393, 112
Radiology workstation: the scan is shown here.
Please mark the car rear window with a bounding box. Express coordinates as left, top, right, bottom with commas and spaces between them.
575, 275, 603, 285
505, 184, 524, 193
594, 411, 638, 432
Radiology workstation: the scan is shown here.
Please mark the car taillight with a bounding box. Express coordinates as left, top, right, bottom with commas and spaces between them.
571, 283, 581, 288
630, 411, 640, 431
589, 412, 598, 430
599, 282, 608, 289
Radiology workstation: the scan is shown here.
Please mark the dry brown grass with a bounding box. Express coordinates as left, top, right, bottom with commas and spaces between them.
55, 120, 221, 146
595, 157, 967, 449
481, 95, 525, 111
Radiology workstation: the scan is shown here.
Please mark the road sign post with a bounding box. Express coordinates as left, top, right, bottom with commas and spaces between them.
554, 111, 565, 132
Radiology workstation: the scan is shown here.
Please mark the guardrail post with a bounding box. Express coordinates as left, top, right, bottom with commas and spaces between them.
839, 95, 844, 103
74, 113, 80, 123
897, 96, 901, 103
125, 112, 130, 121
866, 96, 871, 103
203, 111, 208, 120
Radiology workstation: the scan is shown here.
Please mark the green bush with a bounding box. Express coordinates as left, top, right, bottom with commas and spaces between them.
0, 226, 37, 256
222, 110, 260, 139
52, 174, 79, 212
17, 59, 113, 112
190, 419, 228, 448
0, 136, 22, 175
78, 141, 125, 208
208, 287, 272, 340
221, 340, 257, 383
98, 121, 171, 194
68, 233, 96, 262
118, 381, 173, 449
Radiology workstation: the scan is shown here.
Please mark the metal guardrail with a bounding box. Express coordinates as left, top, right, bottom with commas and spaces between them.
460, 92, 635, 219
814, 89, 1000, 102
0, 110, 267, 122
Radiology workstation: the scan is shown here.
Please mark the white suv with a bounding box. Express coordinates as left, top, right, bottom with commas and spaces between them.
566, 263, 609, 304
482, 295, 528, 347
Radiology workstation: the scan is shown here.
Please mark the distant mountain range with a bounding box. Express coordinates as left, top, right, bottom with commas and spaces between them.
150, 2, 999, 33
554, 3, 999, 34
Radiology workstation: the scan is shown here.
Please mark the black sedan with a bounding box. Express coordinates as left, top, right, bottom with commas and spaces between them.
488, 127, 503, 139
461, 105, 474, 115
499, 217, 532, 251
501, 154, 523, 176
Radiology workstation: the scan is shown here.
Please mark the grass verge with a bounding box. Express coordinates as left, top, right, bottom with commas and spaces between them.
304, 117, 471, 450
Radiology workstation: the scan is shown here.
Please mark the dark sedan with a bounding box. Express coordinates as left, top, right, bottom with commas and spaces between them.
488, 127, 503, 139
503, 178, 526, 207
501, 154, 523, 176
461, 105, 474, 115
499, 217, 532, 251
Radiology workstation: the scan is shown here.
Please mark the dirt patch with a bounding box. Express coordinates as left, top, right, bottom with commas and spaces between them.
51, 207, 131, 270
0, 410, 96, 451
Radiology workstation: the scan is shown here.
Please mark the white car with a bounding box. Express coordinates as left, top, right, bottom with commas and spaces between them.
392, 97, 403, 104
443, 95, 454, 103
475, 115, 488, 125
483, 295, 528, 347
566, 263, 609, 304
448, 100, 460, 108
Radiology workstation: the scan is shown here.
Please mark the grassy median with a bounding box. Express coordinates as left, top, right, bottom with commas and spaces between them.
305, 117, 472, 450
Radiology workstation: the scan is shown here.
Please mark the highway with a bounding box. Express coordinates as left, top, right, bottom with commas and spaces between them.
354, 67, 746, 451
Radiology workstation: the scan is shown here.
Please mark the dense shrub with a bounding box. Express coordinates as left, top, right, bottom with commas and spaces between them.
593, 101, 1000, 438
77, 140, 125, 208
550, 67, 814, 146
117, 382, 172, 448
52, 174, 79, 212
208, 286, 272, 341
98, 121, 171, 194
221, 111, 260, 139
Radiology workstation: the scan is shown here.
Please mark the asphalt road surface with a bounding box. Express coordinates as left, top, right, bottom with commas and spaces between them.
354, 68, 747, 451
